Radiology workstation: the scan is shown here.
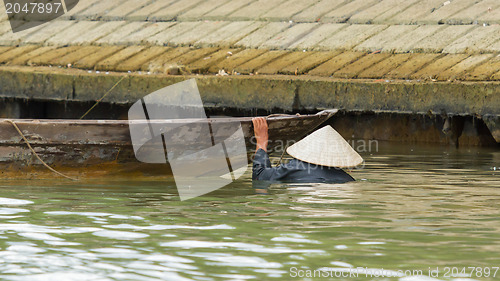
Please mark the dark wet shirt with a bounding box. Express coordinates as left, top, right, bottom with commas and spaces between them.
252, 149, 355, 183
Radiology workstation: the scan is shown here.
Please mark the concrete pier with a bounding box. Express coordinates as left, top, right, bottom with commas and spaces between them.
0, 0, 498, 144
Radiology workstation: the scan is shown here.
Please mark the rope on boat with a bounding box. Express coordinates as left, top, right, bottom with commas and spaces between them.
5, 120, 78, 181
80, 75, 128, 120
276, 146, 288, 167
266, 113, 300, 118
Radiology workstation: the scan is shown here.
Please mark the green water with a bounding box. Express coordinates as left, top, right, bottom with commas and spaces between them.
0, 142, 498, 281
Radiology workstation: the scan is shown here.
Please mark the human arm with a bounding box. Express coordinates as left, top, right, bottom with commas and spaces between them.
252, 117, 268, 153
252, 117, 272, 180
252, 117, 293, 181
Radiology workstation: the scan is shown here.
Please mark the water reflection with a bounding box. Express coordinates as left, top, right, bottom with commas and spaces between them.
0, 142, 497, 280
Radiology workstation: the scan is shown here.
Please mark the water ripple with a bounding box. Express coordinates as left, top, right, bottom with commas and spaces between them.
0, 198, 33, 205
103, 223, 235, 231
161, 240, 325, 254
92, 230, 149, 240
205, 255, 282, 268
0, 208, 30, 215
44, 211, 144, 220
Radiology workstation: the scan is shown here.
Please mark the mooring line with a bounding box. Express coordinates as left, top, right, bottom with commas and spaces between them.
5, 120, 78, 181
80, 75, 127, 120
276, 145, 288, 167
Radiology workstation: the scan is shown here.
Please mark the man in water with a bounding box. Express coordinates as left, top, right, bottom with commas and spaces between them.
252, 117, 362, 183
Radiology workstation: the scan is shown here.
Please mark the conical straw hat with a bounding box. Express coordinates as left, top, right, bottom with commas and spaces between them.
286, 126, 363, 168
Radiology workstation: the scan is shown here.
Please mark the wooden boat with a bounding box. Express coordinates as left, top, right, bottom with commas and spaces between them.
0, 110, 337, 179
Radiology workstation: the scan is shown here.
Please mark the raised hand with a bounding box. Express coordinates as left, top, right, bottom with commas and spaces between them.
252, 117, 269, 152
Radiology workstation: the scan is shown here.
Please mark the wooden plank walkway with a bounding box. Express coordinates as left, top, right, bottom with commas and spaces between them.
0, 0, 499, 81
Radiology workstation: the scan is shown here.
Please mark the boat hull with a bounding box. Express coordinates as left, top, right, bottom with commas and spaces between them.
0, 110, 337, 178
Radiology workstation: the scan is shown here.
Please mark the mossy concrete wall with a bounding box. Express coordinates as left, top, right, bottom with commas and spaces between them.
0, 66, 498, 116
